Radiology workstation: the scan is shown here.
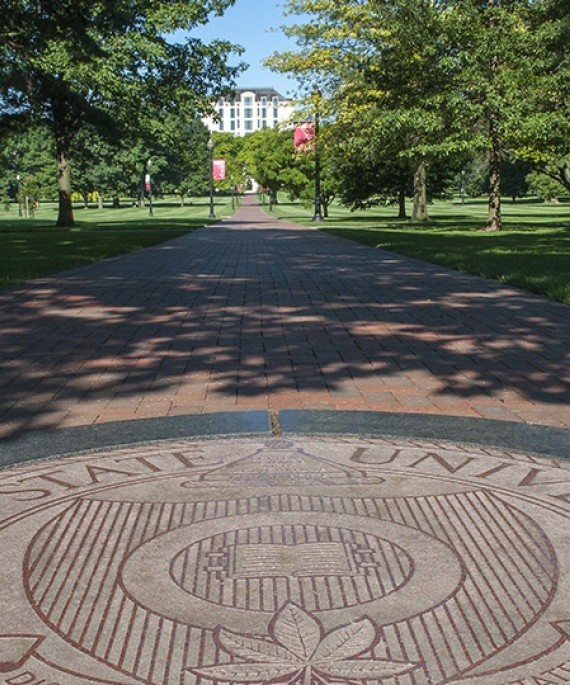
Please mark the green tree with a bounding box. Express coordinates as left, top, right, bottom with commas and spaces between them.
210, 132, 247, 195
280, 141, 338, 218
267, 0, 458, 222
269, 0, 558, 230
332, 155, 412, 218
443, 0, 553, 229
70, 126, 121, 208
71, 130, 151, 208
511, 0, 570, 195
0, 124, 55, 205
498, 159, 531, 203
0, 0, 244, 226
20, 176, 43, 216
242, 129, 296, 206
526, 166, 568, 202
150, 117, 212, 204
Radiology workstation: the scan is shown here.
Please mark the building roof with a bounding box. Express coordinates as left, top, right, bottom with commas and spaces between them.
232, 87, 289, 100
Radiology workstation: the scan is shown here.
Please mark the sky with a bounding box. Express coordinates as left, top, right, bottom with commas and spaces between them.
189, 0, 303, 97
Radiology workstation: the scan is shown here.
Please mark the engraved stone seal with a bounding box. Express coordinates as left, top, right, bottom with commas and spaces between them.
0, 437, 569, 684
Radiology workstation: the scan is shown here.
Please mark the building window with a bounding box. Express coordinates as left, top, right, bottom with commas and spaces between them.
244, 107, 253, 118
273, 107, 279, 118
219, 121, 224, 131
244, 96, 253, 106
231, 121, 236, 131
245, 120, 253, 131
261, 96, 267, 106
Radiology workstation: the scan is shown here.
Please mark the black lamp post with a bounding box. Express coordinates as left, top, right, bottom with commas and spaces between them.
312, 104, 323, 223
207, 137, 215, 219
12, 151, 22, 218
16, 174, 22, 217
146, 158, 154, 216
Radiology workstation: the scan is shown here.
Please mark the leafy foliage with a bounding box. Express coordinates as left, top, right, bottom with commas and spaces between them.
0, 0, 245, 224
242, 128, 296, 202
210, 132, 248, 193
0, 125, 56, 204
267, 0, 569, 230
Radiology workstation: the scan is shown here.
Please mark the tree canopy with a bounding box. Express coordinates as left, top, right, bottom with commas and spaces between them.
267, 0, 570, 229
0, 0, 245, 225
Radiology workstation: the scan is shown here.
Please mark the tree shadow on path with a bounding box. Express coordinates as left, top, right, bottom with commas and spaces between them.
0, 200, 569, 439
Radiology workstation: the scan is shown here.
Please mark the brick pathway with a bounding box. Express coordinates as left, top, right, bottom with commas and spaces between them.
1, 194, 569, 437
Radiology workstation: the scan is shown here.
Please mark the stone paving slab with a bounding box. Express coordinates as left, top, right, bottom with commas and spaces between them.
0, 195, 569, 437
1, 432, 569, 685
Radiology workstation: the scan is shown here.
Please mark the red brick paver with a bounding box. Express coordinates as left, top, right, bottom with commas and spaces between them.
0, 195, 569, 436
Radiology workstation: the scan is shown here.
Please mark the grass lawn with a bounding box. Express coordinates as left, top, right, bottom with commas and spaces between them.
0, 196, 238, 288
268, 196, 570, 304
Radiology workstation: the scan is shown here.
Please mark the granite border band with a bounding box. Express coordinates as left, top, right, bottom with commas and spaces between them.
1, 411, 568, 470
279, 410, 570, 461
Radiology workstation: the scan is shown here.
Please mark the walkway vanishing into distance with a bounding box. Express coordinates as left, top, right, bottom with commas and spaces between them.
1, 194, 570, 685
0, 194, 569, 438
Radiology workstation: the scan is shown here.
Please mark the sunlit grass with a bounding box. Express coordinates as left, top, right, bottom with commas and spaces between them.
268, 195, 570, 303
0, 196, 238, 287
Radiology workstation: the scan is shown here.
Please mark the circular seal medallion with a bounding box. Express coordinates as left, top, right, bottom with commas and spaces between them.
0, 436, 569, 685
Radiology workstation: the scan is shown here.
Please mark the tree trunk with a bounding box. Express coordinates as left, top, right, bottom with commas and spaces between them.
486, 5, 502, 232
557, 164, 570, 193
412, 157, 428, 221
487, 116, 502, 231
398, 183, 407, 219
56, 143, 74, 226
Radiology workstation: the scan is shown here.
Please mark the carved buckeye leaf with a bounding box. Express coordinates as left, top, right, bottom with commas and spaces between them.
317, 658, 415, 679
192, 662, 301, 682
272, 602, 322, 660
216, 628, 297, 663
312, 618, 376, 662
190, 603, 418, 685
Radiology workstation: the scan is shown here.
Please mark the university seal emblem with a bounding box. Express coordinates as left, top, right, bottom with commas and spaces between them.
0, 437, 569, 684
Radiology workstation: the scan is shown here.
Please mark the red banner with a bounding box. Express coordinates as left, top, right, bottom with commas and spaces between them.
213, 159, 226, 181
294, 122, 315, 151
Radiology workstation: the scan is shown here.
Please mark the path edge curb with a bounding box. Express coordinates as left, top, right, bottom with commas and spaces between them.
1, 410, 568, 470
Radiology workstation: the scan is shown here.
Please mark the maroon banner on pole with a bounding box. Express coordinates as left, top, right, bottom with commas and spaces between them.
213, 159, 226, 181
294, 122, 315, 151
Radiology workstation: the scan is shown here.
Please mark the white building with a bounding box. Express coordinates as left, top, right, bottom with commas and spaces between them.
202, 88, 294, 135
